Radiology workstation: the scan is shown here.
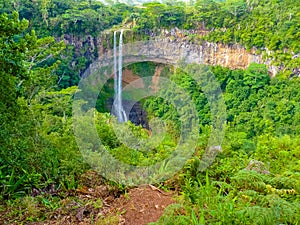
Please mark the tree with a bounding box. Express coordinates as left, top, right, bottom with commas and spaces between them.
243, 63, 270, 90
0, 12, 67, 197
0, 12, 31, 110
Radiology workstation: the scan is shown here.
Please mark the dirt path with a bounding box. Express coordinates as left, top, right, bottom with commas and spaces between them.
111, 185, 175, 225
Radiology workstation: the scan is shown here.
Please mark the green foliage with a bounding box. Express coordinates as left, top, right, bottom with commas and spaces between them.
144, 63, 300, 138
147, 63, 300, 224
0, 12, 30, 109
0, 0, 136, 90
0, 13, 88, 200
94, 112, 178, 167
135, 2, 186, 30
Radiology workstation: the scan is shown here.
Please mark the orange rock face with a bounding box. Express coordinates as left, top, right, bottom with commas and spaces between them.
93, 29, 277, 78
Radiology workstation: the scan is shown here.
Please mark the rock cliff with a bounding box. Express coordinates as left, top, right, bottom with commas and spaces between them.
94, 28, 278, 77
60, 28, 282, 79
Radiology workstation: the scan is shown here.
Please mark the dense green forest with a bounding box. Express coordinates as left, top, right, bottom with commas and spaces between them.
0, 0, 299, 224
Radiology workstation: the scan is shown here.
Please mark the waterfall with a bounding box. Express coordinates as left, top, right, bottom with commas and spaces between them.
113, 31, 117, 114
113, 30, 128, 123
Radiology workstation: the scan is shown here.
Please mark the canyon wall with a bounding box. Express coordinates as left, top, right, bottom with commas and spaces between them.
58, 28, 279, 79
94, 28, 278, 77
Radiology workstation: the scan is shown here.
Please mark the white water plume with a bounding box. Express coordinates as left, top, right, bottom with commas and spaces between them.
113, 30, 128, 123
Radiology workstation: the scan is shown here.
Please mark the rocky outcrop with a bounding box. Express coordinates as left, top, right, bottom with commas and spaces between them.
94, 28, 278, 76
58, 28, 299, 79
107, 98, 149, 128
56, 34, 98, 76
245, 160, 270, 174
61, 34, 96, 54
85, 36, 264, 79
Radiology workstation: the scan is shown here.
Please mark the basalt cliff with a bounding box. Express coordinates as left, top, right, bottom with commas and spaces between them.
94, 28, 278, 77
59, 27, 283, 80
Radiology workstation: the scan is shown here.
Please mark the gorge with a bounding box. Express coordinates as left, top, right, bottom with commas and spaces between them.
81, 28, 277, 126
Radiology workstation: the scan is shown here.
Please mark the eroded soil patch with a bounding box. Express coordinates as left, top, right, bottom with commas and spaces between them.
110, 185, 176, 225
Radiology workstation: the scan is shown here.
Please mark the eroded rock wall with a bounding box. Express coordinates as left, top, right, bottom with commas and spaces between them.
95, 28, 276, 76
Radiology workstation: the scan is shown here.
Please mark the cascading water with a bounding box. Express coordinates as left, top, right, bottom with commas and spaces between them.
113, 30, 128, 123
113, 31, 118, 115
